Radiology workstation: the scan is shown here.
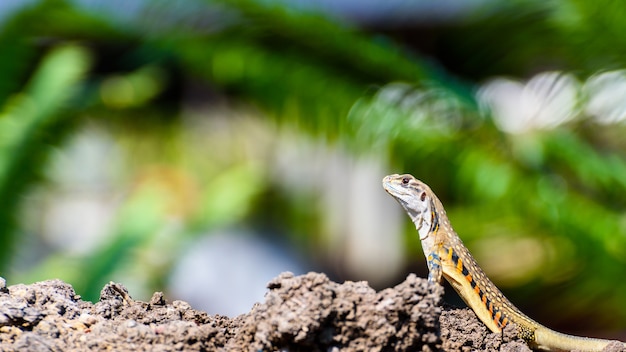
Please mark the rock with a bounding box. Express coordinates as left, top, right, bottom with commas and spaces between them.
0, 273, 534, 351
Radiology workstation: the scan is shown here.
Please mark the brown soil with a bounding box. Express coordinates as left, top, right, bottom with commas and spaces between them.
0, 273, 621, 351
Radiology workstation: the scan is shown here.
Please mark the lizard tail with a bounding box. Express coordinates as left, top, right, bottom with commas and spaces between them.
533, 327, 624, 352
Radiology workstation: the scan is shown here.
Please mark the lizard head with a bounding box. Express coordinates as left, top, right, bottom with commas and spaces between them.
382, 174, 436, 240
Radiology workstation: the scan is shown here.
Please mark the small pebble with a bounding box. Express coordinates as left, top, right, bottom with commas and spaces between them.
0, 277, 7, 293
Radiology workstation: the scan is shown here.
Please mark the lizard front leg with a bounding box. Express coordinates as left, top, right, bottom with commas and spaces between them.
426, 251, 443, 284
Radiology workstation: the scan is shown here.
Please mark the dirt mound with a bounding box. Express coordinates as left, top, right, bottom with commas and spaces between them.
0, 272, 533, 351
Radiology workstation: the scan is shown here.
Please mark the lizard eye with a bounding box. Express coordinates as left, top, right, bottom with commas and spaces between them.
420, 192, 426, 201
401, 177, 410, 185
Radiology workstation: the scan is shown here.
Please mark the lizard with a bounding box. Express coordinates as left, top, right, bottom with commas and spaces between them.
382, 173, 625, 352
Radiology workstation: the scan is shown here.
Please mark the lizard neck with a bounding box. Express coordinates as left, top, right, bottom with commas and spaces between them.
417, 199, 441, 259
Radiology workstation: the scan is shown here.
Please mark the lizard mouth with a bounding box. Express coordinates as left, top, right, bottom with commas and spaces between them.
382, 182, 405, 198
383, 184, 410, 208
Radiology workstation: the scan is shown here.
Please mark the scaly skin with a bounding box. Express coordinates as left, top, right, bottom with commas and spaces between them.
383, 173, 625, 352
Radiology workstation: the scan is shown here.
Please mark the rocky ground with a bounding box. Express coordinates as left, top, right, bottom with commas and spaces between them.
0, 273, 622, 351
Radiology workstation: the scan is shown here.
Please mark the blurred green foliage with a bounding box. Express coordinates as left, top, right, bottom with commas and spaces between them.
1, 0, 626, 335
0, 45, 91, 267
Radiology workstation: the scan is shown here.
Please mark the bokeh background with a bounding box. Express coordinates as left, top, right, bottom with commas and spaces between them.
1, 0, 626, 339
